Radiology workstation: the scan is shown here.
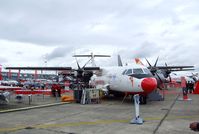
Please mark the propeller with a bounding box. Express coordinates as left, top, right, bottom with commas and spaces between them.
145, 57, 159, 75
74, 58, 100, 83
74, 58, 83, 78
165, 62, 172, 82
145, 57, 165, 90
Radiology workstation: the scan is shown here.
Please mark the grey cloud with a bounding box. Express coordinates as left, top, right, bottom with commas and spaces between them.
193, 25, 199, 31
134, 42, 161, 58
0, 0, 124, 46
157, 44, 198, 66
117, 41, 160, 59
16, 51, 23, 55
46, 46, 74, 61
0, 0, 186, 47
0, 57, 8, 64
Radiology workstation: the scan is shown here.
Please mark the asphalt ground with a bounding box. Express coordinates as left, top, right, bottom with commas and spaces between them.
0, 88, 198, 134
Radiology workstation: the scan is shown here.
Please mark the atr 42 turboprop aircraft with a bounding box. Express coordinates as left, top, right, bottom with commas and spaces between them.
89, 64, 158, 104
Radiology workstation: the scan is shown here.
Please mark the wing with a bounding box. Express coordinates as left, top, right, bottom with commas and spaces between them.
5, 67, 72, 71
5, 66, 100, 77
153, 66, 194, 71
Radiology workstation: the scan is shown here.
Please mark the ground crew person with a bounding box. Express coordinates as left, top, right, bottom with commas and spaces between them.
181, 77, 188, 99
51, 83, 56, 97
56, 83, 61, 97
51, 83, 62, 97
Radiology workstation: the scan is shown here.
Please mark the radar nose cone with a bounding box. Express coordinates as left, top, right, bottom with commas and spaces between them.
141, 77, 157, 93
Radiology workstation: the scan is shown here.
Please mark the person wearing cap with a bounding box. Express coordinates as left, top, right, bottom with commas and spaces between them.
190, 122, 199, 131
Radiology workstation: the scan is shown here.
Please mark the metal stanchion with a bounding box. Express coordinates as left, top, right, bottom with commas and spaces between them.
130, 94, 143, 124
28, 95, 32, 105
43, 93, 45, 100
55, 89, 58, 101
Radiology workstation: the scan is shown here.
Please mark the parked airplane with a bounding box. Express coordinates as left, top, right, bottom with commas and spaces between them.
89, 64, 157, 104
169, 72, 198, 83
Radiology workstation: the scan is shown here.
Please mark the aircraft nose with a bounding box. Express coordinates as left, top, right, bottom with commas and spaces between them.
141, 77, 157, 93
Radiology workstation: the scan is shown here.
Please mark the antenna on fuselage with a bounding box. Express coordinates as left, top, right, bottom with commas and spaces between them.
73, 52, 110, 67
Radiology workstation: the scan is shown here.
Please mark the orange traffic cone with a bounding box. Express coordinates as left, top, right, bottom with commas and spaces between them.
193, 81, 199, 94
178, 89, 192, 101
183, 92, 188, 100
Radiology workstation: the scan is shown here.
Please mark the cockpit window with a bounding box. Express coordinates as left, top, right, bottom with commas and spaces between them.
133, 68, 144, 74
125, 68, 153, 78
125, 69, 132, 75
143, 68, 151, 74
123, 68, 152, 76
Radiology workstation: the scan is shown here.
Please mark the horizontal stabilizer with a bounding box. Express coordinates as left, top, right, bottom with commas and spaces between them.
73, 55, 110, 57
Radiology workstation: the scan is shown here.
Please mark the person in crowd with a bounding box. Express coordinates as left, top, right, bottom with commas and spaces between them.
190, 122, 199, 131
51, 83, 61, 97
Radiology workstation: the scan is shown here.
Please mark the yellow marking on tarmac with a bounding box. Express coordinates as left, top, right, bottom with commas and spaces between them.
1, 115, 199, 132
37, 119, 129, 129
0, 126, 26, 132
0, 102, 70, 113
167, 115, 199, 120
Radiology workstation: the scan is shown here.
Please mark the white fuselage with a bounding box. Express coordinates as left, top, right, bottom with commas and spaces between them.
90, 64, 157, 94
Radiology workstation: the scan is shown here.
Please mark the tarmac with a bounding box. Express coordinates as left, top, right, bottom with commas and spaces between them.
0, 88, 199, 134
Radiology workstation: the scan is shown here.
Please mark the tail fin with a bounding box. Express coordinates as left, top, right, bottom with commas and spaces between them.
118, 55, 123, 66
135, 58, 144, 66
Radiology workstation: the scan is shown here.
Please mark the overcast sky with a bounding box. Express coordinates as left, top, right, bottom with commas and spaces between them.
0, 0, 199, 72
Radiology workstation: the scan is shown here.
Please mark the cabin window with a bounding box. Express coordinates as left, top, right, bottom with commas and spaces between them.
125, 69, 132, 75
122, 69, 127, 75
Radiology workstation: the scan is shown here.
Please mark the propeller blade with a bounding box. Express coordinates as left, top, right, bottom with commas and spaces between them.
155, 72, 163, 83
169, 75, 172, 82
145, 58, 152, 67
154, 56, 159, 67
75, 57, 81, 69
82, 58, 92, 69
155, 72, 164, 91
